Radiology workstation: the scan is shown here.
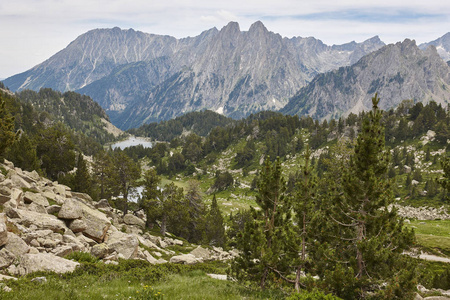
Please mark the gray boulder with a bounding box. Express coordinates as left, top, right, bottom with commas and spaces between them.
169, 254, 199, 265
0, 248, 16, 268
23, 192, 49, 207
77, 201, 111, 242
58, 199, 82, 219
13, 209, 67, 232
123, 214, 145, 228
4, 232, 29, 256
106, 231, 139, 260
0, 217, 7, 247
10, 253, 79, 275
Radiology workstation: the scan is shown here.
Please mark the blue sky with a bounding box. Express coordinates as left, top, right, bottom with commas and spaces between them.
0, 0, 449, 79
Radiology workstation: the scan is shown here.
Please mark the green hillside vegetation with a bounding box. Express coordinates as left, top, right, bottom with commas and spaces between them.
128, 109, 234, 141
2, 87, 450, 298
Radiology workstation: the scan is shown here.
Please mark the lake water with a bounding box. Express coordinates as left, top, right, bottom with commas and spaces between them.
111, 137, 152, 150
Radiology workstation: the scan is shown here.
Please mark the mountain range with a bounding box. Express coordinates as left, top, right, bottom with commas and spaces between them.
282, 39, 450, 119
3, 21, 450, 129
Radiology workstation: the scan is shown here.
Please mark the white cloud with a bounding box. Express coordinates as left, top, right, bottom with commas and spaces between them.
0, 0, 449, 78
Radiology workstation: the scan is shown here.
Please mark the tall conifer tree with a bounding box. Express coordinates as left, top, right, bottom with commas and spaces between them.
326, 94, 415, 298
233, 157, 292, 289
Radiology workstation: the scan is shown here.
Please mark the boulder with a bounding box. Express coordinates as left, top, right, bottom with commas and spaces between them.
27, 203, 47, 214
58, 199, 82, 219
62, 235, 85, 252
190, 246, 212, 261
9, 188, 23, 207
14, 209, 67, 232
10, 253, 79, 275
71, 192, 93, 202
123, 214, 145, 228
69, 219, 87, 233
53, 185, 67, 198
46, 205, 61, 215
23, 229, 53, 243
0, 217, 7, 247
0, 274, 17, 281
77, 201, 111, 242
0, 248, 15, 268
91, 243, 109, 258
169, 254, 199, 265
52, 246, 74, 257
106, 231, 139, 260
4, 232, 29, 256
9, 174, 31, 189
95, 199, 111, 209
23, 192, 49, 207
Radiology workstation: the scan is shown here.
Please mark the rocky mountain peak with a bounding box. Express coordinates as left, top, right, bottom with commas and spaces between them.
4, 21, 388, 129
220, 21, 241, 36
282, 39, 450, 120
248, 20, 268, 35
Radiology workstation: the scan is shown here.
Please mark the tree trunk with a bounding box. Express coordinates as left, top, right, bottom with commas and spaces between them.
260, 267, 269, 290
356, 221, 364, 278
160, 214, 167, 236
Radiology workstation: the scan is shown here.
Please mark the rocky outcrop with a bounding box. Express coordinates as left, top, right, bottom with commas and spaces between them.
0, 160, 237, 279
393, 205, 450, 220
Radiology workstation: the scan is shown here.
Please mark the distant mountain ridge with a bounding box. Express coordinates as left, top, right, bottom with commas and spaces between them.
281, 39, 450, 119
4, 21, 385, 129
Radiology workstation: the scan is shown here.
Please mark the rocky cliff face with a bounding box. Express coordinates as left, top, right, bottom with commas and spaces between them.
4, 21, 384, 129
419, 32, 450, 62
282, 39, 450, 120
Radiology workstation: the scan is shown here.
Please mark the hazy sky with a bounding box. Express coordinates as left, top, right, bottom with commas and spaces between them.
1, 0, 449, 79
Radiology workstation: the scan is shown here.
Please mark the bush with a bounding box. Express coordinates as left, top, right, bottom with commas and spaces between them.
287, 289, 343, 300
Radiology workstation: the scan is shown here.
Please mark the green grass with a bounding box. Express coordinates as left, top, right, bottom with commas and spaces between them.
408, 220, 450, 256
150, 270, 285, 300
0, 261, 286, 300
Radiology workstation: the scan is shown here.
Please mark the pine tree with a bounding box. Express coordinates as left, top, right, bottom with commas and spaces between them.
92, 150, 112, 200
184, 179, 206, 242
108, 151, 140, 215
73, 153, 92, 195
326, 94, 415, 298
0, 94, 17, 160
292, 146, 318, 292
439, 156, 450, 201
205, 195, 226, 246
233, 157, 292, 289
140, 168, 161, 229
6, 132, 39, 172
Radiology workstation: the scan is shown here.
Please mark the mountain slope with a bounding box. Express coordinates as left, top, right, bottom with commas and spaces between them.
105, 22, 384, 129
419, 32, 450, 62
4, 22, 384, 129
281, 39, 450, 120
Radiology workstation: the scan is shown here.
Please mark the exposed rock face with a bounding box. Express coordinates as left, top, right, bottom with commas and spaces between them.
419, 32, 450, 62
4, 22, 384, 129
282, 39, 450, 120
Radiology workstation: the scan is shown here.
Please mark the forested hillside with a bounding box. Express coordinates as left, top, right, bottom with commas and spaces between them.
1, 87, 450, 298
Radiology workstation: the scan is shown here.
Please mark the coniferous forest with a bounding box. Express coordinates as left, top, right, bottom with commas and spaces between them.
1, 84, 450, 299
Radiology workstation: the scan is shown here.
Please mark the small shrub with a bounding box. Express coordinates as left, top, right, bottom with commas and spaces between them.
287, 289, 343, 300
65, 251, 99, 263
